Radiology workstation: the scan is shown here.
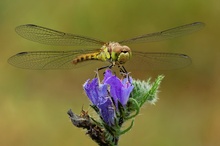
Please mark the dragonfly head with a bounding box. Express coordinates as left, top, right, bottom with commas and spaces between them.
109, 42, 132, 65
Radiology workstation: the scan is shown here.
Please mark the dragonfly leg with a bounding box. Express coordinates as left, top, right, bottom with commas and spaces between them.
93, 64, 113, 82
97, 64, 112, 71
118, 65, 128, 73
119, 65, 132, 84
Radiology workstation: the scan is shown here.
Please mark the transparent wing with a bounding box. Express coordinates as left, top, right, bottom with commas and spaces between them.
124, 51, 192, 70
119, 22, 205, 44
8, 49, 102, 70
15, 24, 105, 46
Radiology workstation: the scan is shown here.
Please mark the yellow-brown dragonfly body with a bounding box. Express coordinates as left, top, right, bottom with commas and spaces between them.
8, 22, 204, 70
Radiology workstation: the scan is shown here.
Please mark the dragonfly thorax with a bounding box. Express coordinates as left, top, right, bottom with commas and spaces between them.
107, 42, 132, 65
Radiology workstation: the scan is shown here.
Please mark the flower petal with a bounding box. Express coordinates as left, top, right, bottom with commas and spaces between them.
98, 97, 115, 126
103, 69, 114, 82
83, 78, 109, 105
105, 75, 134, 107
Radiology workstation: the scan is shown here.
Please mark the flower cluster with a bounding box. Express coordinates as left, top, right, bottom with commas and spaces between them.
83, 70, 133, 126
68, 69, 164, 146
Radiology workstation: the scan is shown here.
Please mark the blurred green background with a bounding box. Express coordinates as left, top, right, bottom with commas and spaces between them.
1, 0, 219, 145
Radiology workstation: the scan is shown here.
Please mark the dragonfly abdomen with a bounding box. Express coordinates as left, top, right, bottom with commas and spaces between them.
73, 52, 100, 64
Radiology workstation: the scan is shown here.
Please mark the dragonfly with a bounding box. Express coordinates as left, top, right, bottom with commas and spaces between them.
8, 22, 204, 71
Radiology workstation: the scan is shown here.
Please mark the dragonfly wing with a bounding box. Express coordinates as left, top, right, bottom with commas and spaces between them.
119, 22, 205, 44
15, 24, 105, 46
8, 49, 103, 70
124, 51, 192, 70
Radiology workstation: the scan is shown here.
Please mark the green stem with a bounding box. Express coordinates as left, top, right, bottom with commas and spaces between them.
119, 119, 134, 135
125, 98, 140, 120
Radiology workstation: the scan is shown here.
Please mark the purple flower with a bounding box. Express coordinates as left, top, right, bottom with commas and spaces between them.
83, 69, 134, 125
104, 70, 134, 107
